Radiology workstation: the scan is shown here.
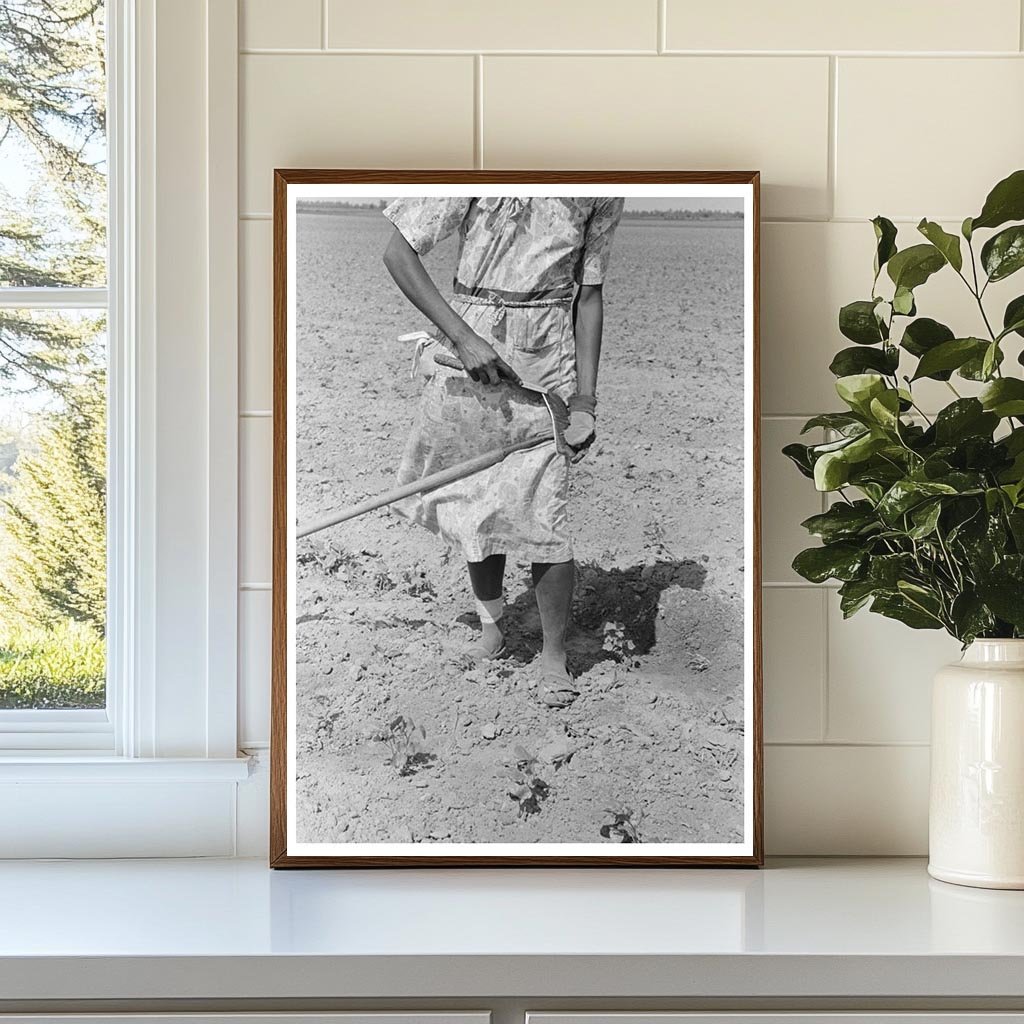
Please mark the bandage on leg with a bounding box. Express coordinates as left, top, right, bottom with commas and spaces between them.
475, 596, 504, 625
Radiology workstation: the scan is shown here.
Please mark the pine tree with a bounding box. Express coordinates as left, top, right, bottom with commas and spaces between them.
0, 0, 106, 394
0, 3, 107, 642
0, 372, 105, 632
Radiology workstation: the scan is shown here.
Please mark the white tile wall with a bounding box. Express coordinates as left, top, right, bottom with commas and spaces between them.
239, 416, 272, 587
665, 0, 1021, 53
238, 590, 272, 748
236, 0, 1024, 854
241, 0, 321, 50
240, 54, 474, 213
326, 0, 659, 51
239, 220, 272, 412
835, 58, 1024, 221
482, 56, 831, 220
762, 588, 825, 744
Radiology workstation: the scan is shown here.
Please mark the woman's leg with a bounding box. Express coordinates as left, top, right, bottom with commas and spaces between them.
467, 554, 506, 654
532, 559, 574, 677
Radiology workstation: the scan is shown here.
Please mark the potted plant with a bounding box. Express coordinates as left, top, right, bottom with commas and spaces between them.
785, 169, 1024, 889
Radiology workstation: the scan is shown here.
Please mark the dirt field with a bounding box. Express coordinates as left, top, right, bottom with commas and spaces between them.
293, 206, 747, 846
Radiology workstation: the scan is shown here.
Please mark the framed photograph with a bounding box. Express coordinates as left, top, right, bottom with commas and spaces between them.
271, 171, 762, 867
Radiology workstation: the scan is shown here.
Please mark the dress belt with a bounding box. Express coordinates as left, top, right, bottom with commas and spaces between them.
452, 281, 573, 325
453, 280, 573, 306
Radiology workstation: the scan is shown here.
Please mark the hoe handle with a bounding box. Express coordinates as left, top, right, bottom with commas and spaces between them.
296, 434, 553, 539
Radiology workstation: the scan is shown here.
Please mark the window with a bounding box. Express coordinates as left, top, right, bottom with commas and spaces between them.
0, 1, 110, 743
0, 0, 245, 858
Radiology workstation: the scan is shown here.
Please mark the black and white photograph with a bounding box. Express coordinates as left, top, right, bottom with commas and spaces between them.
273, 173, 761, 866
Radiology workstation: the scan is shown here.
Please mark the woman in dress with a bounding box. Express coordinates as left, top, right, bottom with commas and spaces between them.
382, 196, 624, 707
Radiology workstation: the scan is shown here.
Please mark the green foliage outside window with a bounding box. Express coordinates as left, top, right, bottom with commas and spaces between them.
0, 1, 107, 708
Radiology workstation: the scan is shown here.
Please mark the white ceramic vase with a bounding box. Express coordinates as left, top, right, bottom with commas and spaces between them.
929, 639, 1024, 889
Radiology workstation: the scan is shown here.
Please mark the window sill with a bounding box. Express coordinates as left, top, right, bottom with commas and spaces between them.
0, 754, 251, 782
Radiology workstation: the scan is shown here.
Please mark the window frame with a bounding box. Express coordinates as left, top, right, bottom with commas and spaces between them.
0, 0, 245, 807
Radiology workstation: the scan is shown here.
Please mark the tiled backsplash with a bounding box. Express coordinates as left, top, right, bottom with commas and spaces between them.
235, 0, 1023, 853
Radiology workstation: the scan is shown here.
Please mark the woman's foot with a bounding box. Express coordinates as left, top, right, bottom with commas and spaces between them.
463, 620, 506, 663
536, 651, 578, 708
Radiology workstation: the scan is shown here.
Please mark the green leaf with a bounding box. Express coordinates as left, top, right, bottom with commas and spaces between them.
868, 389, 902, 430
856, 481, 885, 504
781, 442, 814, 479
887, 243, 946, 291
839, 300, 887, 345
792, 543, 866, 584
962, 216, 974, 241
872, 215, 898, 277
892, 286, 916, 316
868, 552, 915, 587
980, 378, 1024, 418
838, 579, 885, 618
911, 337, 988, 380
871, 594, 943, 630
1006, 427, 1024, 456
985, 487, 1008, 514
982, 341, 1001, 381
800, 501, 879, 543
950, 593, 995, 644
933, 470, 986, 494
877, 479, 958, 524
835, 373, 887, 414
846, 431, 888, 464
908, 500, 942, 540
1009, 508, 1024, 547
917, 218, 963, 272
829, 345, 899, 378
976, 577, 1024, 629
959, 344, 1004, 381
800, 413, 866, 435
981, 225, 1024, 282
900, 317, 955, 362
814, 450, 851, 491
809, 433, 867, 456
933, 399, 998, 444
1003, 295, 1024, 339
971, 169, 1024, 232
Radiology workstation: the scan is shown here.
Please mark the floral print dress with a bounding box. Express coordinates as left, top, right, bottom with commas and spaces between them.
383, 196, 624, 564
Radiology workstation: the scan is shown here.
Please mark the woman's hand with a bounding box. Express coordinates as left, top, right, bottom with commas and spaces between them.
564, 410, 596, 463
453, 332, 521, 387
564, 394, 597, 463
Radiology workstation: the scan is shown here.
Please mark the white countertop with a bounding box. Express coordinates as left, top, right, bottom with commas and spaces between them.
3, 857, 1024, 1002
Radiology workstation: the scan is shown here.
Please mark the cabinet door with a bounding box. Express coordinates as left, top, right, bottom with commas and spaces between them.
0, 1015, 490, 1024
528, 1015, 1024, 1024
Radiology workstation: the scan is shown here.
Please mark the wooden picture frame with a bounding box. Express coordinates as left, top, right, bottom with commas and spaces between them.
271, 170, 762, 867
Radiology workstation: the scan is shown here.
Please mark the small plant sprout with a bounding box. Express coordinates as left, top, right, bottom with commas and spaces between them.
602, 620, 635, 660
507, 744, 550, 818
600, 803, 643, 843
374, 714, 435, 776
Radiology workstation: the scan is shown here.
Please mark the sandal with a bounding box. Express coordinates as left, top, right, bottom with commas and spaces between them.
463, 635, 507, 663
536, 664, 579, 708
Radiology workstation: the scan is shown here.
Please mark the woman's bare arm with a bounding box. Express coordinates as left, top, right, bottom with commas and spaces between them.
382, 229, 519, 386
573, 284, 604, 397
